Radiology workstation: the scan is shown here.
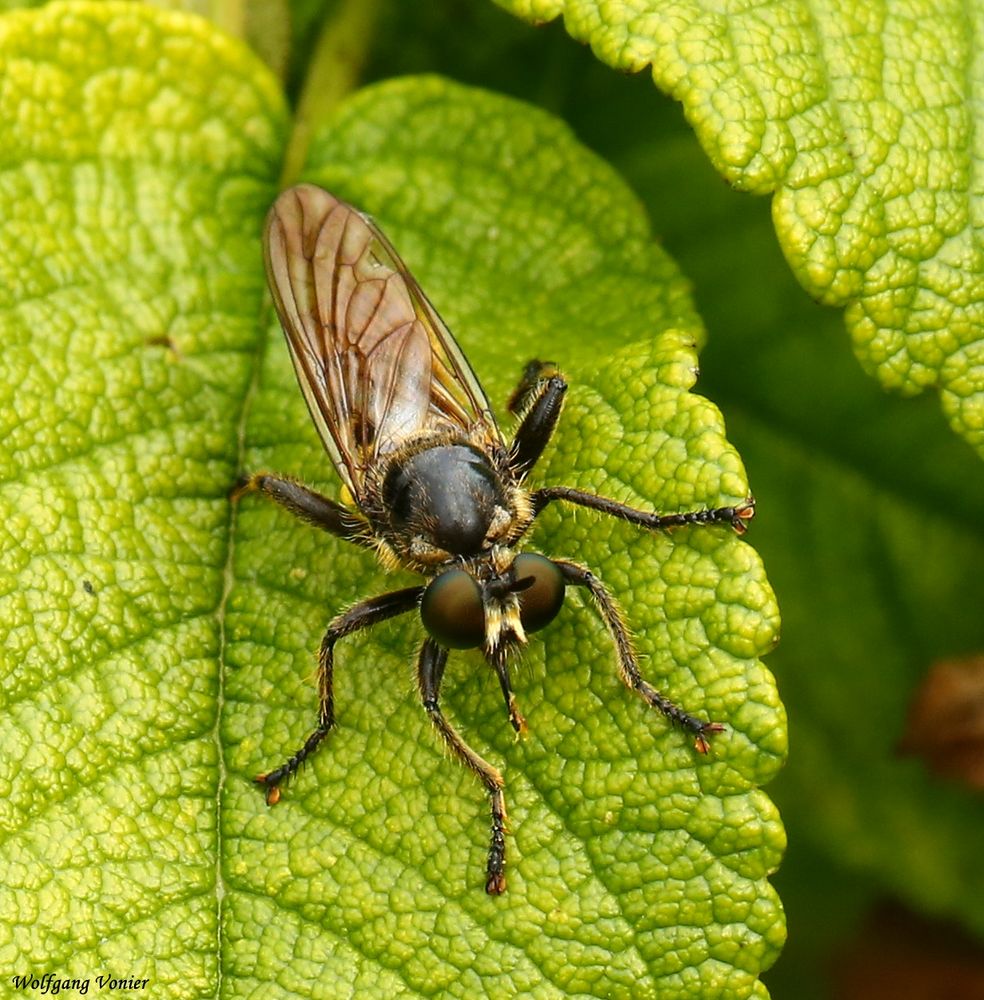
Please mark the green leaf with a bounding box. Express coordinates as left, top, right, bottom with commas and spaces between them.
347, 0, 984, 966
226, 75, 784, 998
494, 0, 984, 462
1, 4, 783, 997
598, 86, 984, 982
328, 2, 984, 989
0, 0, 285, 988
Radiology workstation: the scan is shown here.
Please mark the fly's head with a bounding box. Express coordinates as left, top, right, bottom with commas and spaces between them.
420, 547, 566, 657
367, 431, 559, 655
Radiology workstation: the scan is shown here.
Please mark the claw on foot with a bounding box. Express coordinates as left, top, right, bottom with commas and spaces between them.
694, 723, 727, 754
732, 498, 756, 534
485, 871, 507, 895
508, 694, 528, 737
255, 774, 281, 805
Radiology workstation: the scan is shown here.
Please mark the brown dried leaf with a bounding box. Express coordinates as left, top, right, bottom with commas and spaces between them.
898, 655, 984, 791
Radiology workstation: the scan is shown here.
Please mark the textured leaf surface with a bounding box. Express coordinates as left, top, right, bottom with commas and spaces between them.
352, 3, 984, 992
591, 79, 984, 984
494, 0, 984, 461
0, 4, 783, 998
225, 75, 783, 999
0, 0, 285, 989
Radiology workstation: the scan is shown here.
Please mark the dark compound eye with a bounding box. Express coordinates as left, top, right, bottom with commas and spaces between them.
421, 568, 485, 649
513, 553, 565, 634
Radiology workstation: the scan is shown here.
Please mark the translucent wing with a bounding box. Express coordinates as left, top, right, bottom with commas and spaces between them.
263, 184, 501, 505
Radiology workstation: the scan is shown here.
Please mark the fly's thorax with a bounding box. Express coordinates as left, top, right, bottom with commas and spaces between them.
369, 431, 524, 571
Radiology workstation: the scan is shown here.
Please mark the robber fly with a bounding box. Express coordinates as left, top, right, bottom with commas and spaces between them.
237, 184, 754, 894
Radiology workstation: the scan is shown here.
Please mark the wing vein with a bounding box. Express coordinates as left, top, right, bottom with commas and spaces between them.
263, 184, 502, 505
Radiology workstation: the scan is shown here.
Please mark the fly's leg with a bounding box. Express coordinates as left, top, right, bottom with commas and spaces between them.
233, 473, 373, 546
256, 586, 423, 803
487, 646, 528, 736
417, 639, 509, 895
531, 486, 755, 535
507, 365, 753, 534
506, 361, 568, 482
553, 560, 725, 753
507, 359, 563, 415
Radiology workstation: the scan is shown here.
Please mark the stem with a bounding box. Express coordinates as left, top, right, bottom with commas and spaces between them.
209, 0, 245, 38
281, 0, 384, 185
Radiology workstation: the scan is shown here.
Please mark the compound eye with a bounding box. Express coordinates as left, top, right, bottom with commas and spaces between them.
421, 569, 485, 649
513, 553, 565, 634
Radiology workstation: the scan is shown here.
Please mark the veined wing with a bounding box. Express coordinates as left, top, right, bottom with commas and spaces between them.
263, 184, 501, 505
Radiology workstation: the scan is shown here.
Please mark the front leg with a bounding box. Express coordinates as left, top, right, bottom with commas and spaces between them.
417, 638, 510, 894
531, 486, 755, 535
486, 645, 528, 736
256, 585, 423, 803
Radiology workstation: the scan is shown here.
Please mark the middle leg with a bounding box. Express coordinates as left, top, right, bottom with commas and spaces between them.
234, 472, 373, 546
531, 486, 755, 535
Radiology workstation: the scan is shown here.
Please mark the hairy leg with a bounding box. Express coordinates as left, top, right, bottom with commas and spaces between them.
553, 559, 725, 752
234, 473, 372, 546
532, 486, 754, 535
417, 638, 510, 894
256, 586, 423, 802
506, 361, 568, 482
